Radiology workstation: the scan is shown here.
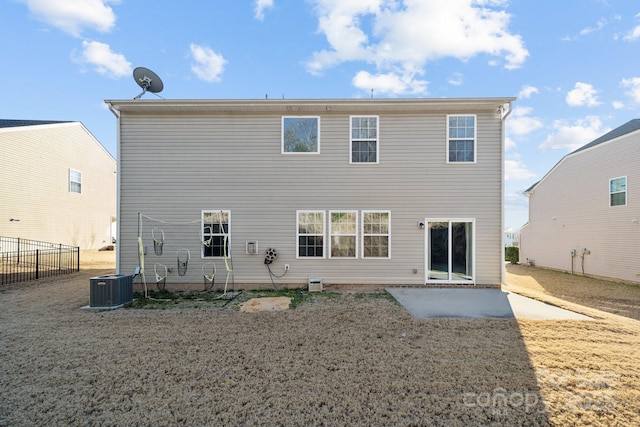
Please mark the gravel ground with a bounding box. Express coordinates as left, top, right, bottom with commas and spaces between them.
1, 252, 638, 426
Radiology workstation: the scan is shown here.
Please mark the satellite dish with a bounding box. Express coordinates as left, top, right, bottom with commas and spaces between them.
133, 67, 164, 99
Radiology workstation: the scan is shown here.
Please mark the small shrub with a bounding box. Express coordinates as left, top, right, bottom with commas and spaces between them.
505, 246, 519, 264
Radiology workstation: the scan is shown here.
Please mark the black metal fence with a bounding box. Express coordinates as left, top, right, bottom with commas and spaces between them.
0, 237, 80, 286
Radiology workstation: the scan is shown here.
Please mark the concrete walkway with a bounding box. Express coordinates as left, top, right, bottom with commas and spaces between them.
385, 288, 592, 320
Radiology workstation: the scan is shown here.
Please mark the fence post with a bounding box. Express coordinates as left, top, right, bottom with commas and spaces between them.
17, 238, 21, 265
35, 249, 39, 279
77, 247, 80, 272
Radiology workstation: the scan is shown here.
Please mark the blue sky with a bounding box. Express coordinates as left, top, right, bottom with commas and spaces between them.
2, 0, 640, 230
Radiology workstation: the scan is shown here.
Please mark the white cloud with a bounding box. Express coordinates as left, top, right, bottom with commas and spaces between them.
504, 136, 516, 150
190, 44, 227, 83
447, 72, 463, 86
562, 19, 606, 41
539, 116, 608, 152
307, 0, 528, 95
621, 77, 640, 103
612, 100, 624, 109
79, 40, 131, 78
579, 19, 606, 36
352, 70, 427, 95
507, 107, 543, 136
623, 25, 640, 41
504, 190, 530, 226
566, 82, 600, 107
505, 159, 536, 181
21, 0, 118, 37
518, 85, 538, 99
254, 0, 274, 21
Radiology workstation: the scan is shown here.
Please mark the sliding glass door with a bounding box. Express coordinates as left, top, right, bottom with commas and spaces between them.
427, 219, 474, 283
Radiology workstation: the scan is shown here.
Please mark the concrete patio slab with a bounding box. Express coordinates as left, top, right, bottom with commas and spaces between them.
385, 288, 592, 320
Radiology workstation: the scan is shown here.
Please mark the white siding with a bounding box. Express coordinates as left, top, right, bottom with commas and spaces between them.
520, 129, 640, 283
0, 123, 116, 249
111, 99, 510, 287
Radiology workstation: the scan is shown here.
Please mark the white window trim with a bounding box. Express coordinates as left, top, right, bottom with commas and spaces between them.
69, 169, 82, 193
201, 209, 231, 259
361, 210, 391, 259
609, 176, 627, 207
424, 218, 475, 284
349, 115, 380, 164
281, 116, 321, 154
446, 114, 477, 164
329, 210, 359, 259
296, 210, 326, 259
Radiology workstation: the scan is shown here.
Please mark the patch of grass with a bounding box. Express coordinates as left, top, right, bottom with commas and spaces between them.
127, 289, 240, 309
354, 291, 399, 304
125, 288, 400, 310
506, 264, 640, 321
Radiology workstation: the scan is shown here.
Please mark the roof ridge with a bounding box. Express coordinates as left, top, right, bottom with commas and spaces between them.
0, 119, 73, 129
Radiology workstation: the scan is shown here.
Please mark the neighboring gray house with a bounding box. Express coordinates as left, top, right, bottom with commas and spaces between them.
520, 119, 640, 283
106, 98, 514, 289
0, 120, 117, 249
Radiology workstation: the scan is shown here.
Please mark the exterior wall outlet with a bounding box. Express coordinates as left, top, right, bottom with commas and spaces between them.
285, 264, 290, 271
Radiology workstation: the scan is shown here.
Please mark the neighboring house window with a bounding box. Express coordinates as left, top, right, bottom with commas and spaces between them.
350, 116, 378, 163
202, 210, 230, 258
330, 211, 358, 258
69, 169, 82, 193
447, 115, 476, 163
362, 211, 390, 258
282, 117, 320, 153
610, 176, 627, 206
297, 210, 325, 257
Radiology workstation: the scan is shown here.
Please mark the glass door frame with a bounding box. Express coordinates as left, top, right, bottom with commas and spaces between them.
424, 218, 476, 284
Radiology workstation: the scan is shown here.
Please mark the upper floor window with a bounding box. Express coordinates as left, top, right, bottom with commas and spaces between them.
447, 115, 476, 163
69, 169, 82, 193
202, 210, 230, 258
610, 176, 627, 206
282, 117, 320, 153
350, 116, 378, 163
297, 210, 325, 258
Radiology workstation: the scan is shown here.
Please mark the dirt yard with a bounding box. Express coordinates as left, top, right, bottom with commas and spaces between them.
1, 251, 639, 426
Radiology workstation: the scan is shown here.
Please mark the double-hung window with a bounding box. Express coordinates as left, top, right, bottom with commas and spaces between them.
297, 210, 325, 257
282, 117, 320, 153
350, 116, 378, 163
447, 115, 476, 163
69, 169, 82, 193
361, 211, 390, 258
202, 210, 230, 258
330, 211, 357, 258
610, 176, 627, 207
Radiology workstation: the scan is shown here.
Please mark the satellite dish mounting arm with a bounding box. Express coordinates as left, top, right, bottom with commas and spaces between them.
132, 67, 164, 99
134, 76, 154, 99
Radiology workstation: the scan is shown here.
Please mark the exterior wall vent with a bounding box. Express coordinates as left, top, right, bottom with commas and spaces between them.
308, 277, 323, 292
246, 241, 259, 254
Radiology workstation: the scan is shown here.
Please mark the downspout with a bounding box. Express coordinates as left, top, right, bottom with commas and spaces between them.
499, 101, 513, 287
107, 102, 122, 274
501, 101, 513, 120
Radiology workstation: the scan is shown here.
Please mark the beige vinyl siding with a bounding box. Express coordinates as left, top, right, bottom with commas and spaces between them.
113, 99, 508, 287
0, 123, 116, 249
520, 129, 640, 283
